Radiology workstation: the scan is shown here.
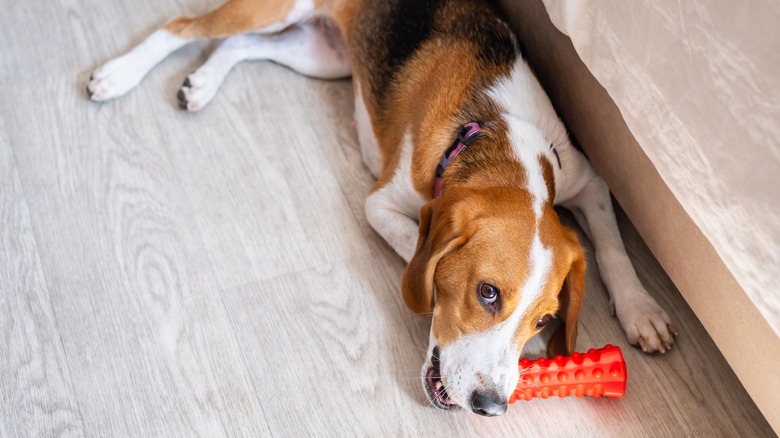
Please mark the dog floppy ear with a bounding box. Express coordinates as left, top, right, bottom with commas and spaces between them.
547, 243, 586, 357
401, 197, 468, 315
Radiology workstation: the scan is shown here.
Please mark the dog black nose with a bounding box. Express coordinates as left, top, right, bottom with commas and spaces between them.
470, 391, 508, 417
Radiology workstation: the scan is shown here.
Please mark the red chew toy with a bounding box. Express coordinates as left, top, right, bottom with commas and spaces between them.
510, 344, 627, 403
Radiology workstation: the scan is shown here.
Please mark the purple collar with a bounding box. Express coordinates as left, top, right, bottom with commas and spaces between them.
433, 122, 484, 198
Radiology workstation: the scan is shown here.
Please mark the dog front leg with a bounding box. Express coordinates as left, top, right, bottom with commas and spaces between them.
365, 190, 420, 263
562, 174, 677, 353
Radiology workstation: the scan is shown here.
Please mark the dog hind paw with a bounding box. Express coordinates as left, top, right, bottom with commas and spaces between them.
87, 56, 146, 101
176, 70, 219, 111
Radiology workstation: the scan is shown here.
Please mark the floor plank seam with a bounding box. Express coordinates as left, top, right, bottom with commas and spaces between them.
213, 246, 379, 295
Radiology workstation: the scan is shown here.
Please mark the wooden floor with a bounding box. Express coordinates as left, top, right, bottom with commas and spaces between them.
0, 0, 774, 436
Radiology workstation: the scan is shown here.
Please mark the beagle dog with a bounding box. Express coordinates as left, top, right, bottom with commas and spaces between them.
87, 0, 677, 416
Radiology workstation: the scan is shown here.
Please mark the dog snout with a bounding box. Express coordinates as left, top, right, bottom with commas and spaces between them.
470, 390, 508, 417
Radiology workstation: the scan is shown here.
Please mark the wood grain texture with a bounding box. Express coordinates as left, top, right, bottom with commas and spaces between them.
0, 124, 85, 438
0, 0, 774, 436
171, 66, 372, 289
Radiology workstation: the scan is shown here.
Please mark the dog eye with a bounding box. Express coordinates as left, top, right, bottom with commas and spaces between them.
478, 282, 499, 305
535, 314, 552, 330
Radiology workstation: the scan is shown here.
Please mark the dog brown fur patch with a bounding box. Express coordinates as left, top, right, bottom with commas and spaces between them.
344, 0, 518, 197
164, 0, 324, 40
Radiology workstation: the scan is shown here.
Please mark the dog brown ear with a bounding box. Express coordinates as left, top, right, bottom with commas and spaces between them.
547, 244, 586, 357
401, 198, 467, 315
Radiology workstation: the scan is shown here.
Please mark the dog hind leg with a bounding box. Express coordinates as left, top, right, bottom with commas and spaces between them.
178, 18, 351, 111
87, 0, 318, 102
87, 29, 190, 102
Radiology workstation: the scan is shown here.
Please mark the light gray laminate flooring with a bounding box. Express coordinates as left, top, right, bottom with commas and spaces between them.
0, 0, 774, 436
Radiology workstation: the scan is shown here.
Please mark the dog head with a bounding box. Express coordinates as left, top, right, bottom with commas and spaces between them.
402, 186, 585, 416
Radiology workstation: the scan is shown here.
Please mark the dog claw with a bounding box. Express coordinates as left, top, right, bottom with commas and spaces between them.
177, 88, 188, 110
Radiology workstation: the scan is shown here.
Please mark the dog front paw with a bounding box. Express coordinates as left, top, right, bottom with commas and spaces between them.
614, 290, 678, 354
